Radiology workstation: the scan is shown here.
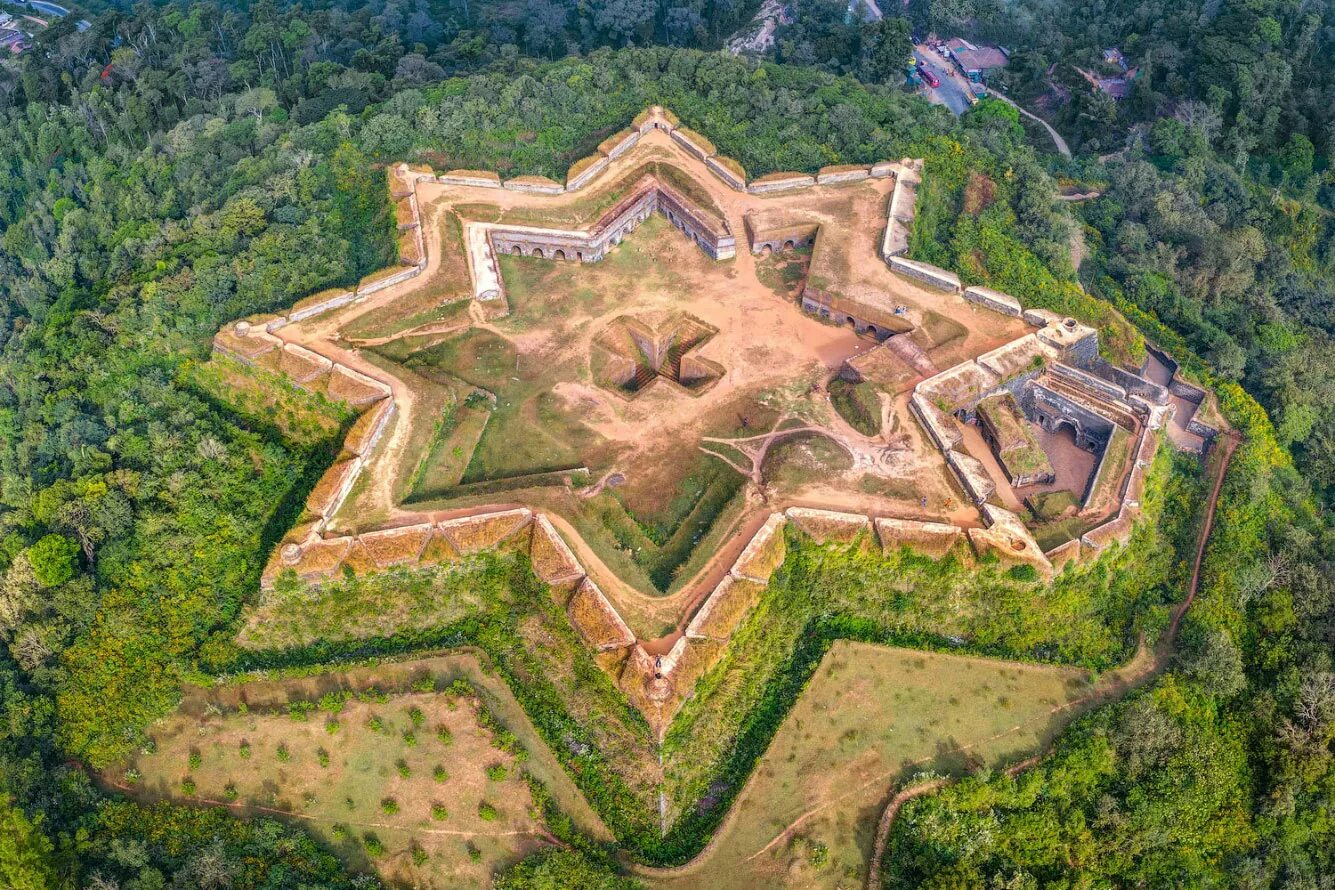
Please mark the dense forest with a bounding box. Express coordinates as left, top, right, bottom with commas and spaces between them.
0, 0, 1330, 887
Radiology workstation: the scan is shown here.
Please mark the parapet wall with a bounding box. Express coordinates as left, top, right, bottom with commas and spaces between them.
881, 158, 922, 259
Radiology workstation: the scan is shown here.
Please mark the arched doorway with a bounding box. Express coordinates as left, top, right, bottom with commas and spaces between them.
532, 247, 545, 259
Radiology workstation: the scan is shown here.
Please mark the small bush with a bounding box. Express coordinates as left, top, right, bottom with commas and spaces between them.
180, 777, 197, 797
238, 741, 251, 759
275, 743, 290, 763
478, 801, 498, 821
807, 841, 829, 867
436, 726, 453, 746
381, 797, 399, 815
486, 763, 508, 782
403, 730, 418, 748
431, 803, 448, 821
367, 715, 384, 733
396, 759, 411, 779
331, 823, 348, 841
363, 833, 385, 857
411, 843, 428, 866
223, 782, 238, 801
318, 691, 348, 714
1007, 563, 1040, 582
317, 748, 330, 768
466, 842, 482, 861
288, 701, 315, 721
433, 765, 448, 783
325, 718, 341, 735
187, 751, 202, 770
411, 676, 436, 693
407, 706, 425, 727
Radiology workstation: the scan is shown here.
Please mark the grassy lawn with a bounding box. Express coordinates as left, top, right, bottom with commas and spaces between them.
399, 328, 593, 483
646, 641, 1098, 889
116, 653, 609, 889
190, 353, 354, 450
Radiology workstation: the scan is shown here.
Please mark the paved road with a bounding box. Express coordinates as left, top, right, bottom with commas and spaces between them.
912, 47, 974, 116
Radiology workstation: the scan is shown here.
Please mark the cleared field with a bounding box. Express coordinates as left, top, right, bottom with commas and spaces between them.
644, 641, 1100, 889
114, 653, 609, 889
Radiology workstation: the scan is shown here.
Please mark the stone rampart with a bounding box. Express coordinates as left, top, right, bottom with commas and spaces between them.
963, 285, 1023, 317
882, 161, 919, 259
817, 164, 870, 184
888, 256, 962, 292
747, 172, 816, 194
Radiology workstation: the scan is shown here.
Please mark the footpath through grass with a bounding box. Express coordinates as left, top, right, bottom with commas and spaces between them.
645, 641, 1098, 889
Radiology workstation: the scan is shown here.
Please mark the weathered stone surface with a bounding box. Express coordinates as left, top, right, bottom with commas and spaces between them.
440, 169, 502, 188
685, 575, 766, 641
437, 508, 533, 553
963, 285, 1022, 317
730, 513, 787, 582
529, 515, 584, 583
567, 577, 635, 651
359, 524, 432, 567
874, 517, 962, 558
888, 256, 962, 292
785, 507, 871, 543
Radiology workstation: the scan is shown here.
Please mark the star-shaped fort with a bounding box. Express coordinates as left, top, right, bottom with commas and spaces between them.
210, 106, 1223, 738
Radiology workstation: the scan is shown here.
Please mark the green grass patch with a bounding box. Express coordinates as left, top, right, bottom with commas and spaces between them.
829, 378, 881, 436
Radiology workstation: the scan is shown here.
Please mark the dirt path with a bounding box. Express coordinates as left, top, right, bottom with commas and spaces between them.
863, 431, 1240, 889
984, 88, 1072, 159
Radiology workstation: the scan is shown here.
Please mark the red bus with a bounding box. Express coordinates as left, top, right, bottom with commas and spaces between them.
916, 65, 940, 88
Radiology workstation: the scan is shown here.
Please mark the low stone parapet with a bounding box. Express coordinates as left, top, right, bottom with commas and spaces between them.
909, 392, 963, 451
947, 450, 996, 504
503, 175, 564, 195
817, 164, 870, 184
670, 126, 715, 161
566, 153, 609, 192
437, 507, 533, 553
705, 155, 747, 191
289, 289, 357, 323
888, 257, 962, 292
747, 172, 816, 194
567, 577, 635, 651
685, 574, 765, 641
440, 169, 502, 188
963, 285, 1023, 317
530, 515, 585, 584
970, 504, 1052, 576
357, 266, 418, 296
598, 128, 641, 159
